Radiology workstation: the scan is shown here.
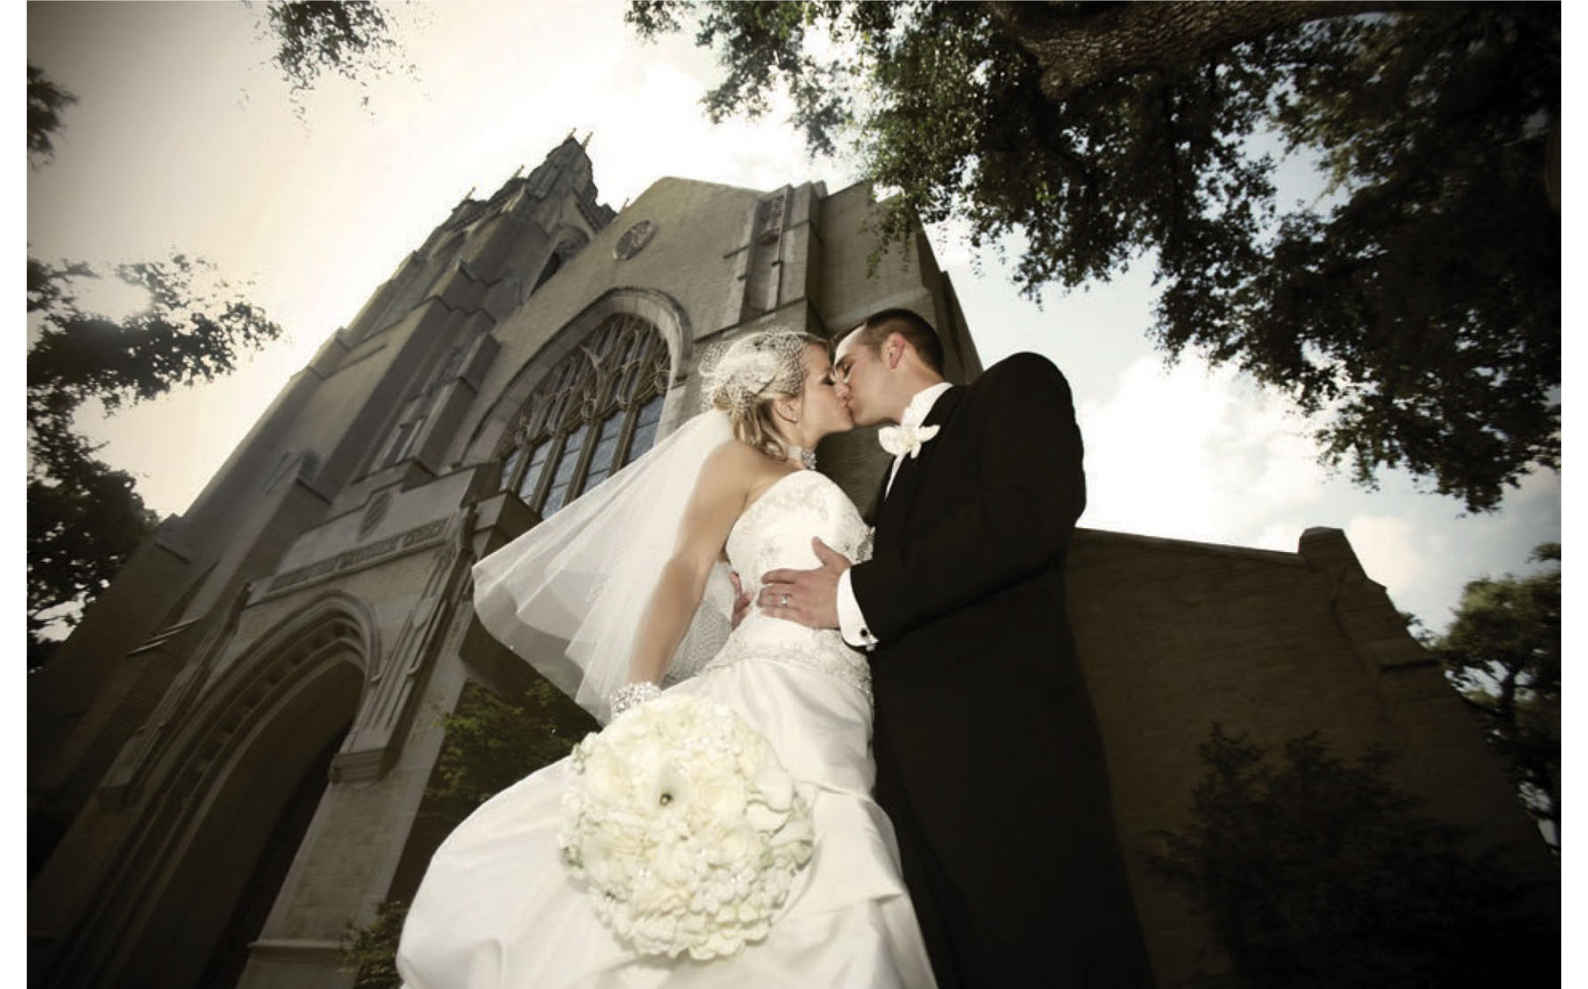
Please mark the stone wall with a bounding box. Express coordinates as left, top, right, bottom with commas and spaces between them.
1066, 526, 1551, 985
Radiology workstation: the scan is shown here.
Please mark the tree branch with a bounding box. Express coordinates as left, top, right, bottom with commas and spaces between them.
984, 0, 1425, 103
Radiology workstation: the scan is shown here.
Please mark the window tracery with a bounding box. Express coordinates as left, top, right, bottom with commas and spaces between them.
497, 313, 669, 517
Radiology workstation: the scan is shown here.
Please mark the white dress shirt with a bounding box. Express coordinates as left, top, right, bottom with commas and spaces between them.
837, 381, 953, 649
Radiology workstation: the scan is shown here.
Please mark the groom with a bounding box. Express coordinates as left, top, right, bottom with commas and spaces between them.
758, 309, 1155, 987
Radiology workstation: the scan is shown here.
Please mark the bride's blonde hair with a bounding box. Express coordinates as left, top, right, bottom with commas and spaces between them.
704, 330, 827, 462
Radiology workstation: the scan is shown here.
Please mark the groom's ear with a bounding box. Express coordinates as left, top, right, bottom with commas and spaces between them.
883, 331, 906, 369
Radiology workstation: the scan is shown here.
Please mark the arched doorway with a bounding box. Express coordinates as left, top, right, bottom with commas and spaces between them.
195, 698, 354, 988
59, 607, 375, 989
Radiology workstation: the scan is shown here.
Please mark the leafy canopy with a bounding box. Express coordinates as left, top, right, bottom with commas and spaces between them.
257, 0, 416, 116
24, 4, 399, 661
629, 2, 1560, 513
24, 1, 407, 665
1429, 543, 1560, 848
26, 255, 284, 665
425, 679, 592, 818
27, 65, 77, 166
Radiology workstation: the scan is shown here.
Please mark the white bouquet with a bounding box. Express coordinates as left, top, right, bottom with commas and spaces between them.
557, 692, 815, 960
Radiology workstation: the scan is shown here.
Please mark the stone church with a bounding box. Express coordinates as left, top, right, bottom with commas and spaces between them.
28, 136, 1550, 988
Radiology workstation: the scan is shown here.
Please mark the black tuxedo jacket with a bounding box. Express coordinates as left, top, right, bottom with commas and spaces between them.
850, 352, 1152, 986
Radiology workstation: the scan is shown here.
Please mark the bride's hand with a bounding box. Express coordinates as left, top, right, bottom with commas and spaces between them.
758, 538, 848, 630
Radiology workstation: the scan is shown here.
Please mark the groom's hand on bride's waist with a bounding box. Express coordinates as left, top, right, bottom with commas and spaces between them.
757, 538, 846, 630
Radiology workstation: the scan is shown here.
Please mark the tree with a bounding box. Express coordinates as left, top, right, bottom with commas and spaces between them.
254, 0, 416, 116
27, 65, 77, 167
1149, 724, 1557, 988
26, 429, 160, 670
24, 2, 418, 667
338, 899, 408, 989
27, 256, 284, 667
1430, 543, 1560, 848
423, 679, 592, 821
27, 54, 291, 669
26, 0, 408, 668
629, 2, 1560, 513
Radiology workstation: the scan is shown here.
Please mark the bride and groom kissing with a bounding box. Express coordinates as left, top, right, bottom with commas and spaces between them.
398, 310, 1155, 987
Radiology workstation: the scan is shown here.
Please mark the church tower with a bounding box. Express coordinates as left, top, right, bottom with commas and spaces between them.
28, 137, 1548, 989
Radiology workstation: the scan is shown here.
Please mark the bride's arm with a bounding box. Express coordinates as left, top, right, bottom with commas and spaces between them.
624, 443, 752, 686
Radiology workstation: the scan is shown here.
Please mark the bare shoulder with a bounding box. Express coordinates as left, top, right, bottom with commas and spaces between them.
699, 440, 769, 502
674, 441, 762, 568
703, 439, 762, 482
706, 439, 799, 506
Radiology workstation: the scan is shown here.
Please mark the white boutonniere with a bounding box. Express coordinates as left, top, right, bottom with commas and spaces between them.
877, 422, 940, 459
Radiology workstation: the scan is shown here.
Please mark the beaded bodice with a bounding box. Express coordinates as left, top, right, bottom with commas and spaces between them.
701, 470, 874, 698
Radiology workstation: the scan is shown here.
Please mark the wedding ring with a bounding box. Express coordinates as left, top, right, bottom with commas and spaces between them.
780, 593, 790, 607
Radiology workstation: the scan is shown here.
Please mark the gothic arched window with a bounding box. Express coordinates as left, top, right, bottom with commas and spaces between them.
498, 313, 670, 517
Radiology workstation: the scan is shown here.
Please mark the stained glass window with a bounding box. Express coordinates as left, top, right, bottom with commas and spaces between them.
515, 441, 550, 502
497, 313, 670, 518
624, 393, 665, 468
581, 411, 626, 492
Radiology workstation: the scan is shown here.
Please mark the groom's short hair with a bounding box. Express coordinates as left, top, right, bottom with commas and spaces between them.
853, 308, 945, 374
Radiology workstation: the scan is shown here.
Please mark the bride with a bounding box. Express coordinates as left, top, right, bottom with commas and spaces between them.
396, 330, 937, 988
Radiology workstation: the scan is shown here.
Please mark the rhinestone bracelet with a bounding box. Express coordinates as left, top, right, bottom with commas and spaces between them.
609, 681, 661, 718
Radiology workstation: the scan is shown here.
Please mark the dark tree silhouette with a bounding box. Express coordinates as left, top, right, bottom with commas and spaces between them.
27, 65, 77, 166
630, 1, 1560, 512
23, 1, 395, 663
27, 256, 283, 667
1150, 724, 1558, 987
258, 0, 416, 116
1430, 543, 1560, 847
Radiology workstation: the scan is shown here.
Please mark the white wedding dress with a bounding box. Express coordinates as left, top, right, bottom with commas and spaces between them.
397, 469, 938, 988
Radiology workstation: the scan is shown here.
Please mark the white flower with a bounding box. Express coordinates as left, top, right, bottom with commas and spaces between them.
877, 422, 940, 459
558, 693, 815, 960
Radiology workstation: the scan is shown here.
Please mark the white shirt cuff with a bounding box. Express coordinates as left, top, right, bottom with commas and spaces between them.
837, 568, 878, 650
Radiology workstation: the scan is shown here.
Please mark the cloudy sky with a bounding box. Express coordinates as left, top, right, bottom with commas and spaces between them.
24, 0, 1564, 638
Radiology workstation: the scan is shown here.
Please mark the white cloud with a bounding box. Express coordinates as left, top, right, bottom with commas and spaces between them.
1345, 514, 1429, 591
1251, 522, 1303, 553
1237, 396, 1331, 506
1076, 354, 1331, 549
1071, 350, 1536, 633
1078, 356, 1226, 539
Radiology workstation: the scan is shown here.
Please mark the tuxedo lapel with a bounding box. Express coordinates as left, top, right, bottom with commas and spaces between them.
875, 386, 965, 541
868, 456, 893, 525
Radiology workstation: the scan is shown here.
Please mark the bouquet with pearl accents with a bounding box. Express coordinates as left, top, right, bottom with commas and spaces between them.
557, 692, 815, 959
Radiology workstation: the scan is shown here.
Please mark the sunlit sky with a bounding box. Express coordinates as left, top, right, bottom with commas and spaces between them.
22, 0, 1567, 641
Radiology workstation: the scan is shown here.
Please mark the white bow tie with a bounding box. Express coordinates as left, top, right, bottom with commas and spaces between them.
878, 422, 940, 460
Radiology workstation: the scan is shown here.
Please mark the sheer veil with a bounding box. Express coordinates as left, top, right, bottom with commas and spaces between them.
472, 409, 738, 724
